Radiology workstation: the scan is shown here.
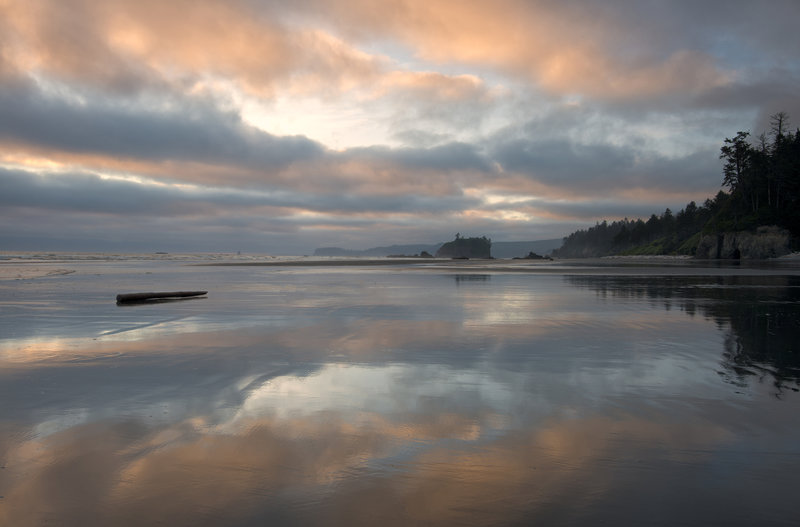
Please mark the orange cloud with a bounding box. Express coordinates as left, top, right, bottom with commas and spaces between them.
0, 0, 384, 97
375, 71, 490, 102
1, 0, 731, 102
308, 0, 731, 100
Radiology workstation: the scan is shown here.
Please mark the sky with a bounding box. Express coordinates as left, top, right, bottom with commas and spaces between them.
1, 0, 799, 254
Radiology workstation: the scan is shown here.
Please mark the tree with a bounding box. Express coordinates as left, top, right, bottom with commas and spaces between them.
662, 208, 675, 233
769, 114, 793, 211
720, 131, 752, 194
770, 111, 789, 142
553, 114, 800, 258
675, 201, 697, 237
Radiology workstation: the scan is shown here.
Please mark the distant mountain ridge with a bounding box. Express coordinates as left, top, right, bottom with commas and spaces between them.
313, 244, 441, 257
313, 239, 562, 258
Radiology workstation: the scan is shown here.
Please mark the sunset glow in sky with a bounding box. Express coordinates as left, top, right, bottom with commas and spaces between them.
2, 0, 799, 253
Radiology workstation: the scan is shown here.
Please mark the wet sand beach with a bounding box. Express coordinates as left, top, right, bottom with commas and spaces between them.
2, 254, 800, 526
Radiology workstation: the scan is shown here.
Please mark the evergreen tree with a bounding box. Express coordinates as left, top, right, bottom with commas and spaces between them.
553, 113, 799, 257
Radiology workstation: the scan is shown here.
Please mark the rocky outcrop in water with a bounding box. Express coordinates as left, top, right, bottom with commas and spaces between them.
435, 235, 492, 259
695, 226, 791, 259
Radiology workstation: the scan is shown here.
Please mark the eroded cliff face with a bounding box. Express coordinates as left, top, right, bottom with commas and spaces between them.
696, 226, 791, 259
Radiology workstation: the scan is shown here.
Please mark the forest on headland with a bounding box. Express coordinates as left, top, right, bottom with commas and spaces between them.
553, 113, 800, 258
435, 233, 492, 258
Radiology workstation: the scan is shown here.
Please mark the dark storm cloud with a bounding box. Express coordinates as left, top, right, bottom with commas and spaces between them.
492, 139, 634, 186
491, 138, 721, 194
0, 167, 479, 217
0, 168, 195, 215
692, 75, 800, 133
0, 78, 323, 170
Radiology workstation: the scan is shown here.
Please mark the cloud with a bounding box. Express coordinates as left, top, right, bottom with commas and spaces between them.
692, 73, 800, 133
0, 0, 387, 97
0, 76, 324, 173
491, 137, 720, 194
0, 164, 489, 252
0, 165, 486, 217
1, 0, 797, 251
301, 0, 736, 101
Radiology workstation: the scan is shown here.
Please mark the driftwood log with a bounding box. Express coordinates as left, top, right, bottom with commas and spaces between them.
116, 291, 207, 303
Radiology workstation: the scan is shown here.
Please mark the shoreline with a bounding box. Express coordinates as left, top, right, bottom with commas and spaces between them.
3, 253, 800, 281
194, 258, 443, 267
195, 256, 800, 276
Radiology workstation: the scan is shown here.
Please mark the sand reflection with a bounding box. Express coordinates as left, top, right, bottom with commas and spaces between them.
2, 397, 736, 527
4, 268, 800, 525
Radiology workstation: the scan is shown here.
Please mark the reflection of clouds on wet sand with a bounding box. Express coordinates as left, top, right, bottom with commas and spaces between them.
4, 266, 800, 525
224, 363, 516, 427
0, 305, 727, 443
565, 274, 800, 393
6, 342, 793, 526
2, 403, 740, 527
0, 318, 462, 365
